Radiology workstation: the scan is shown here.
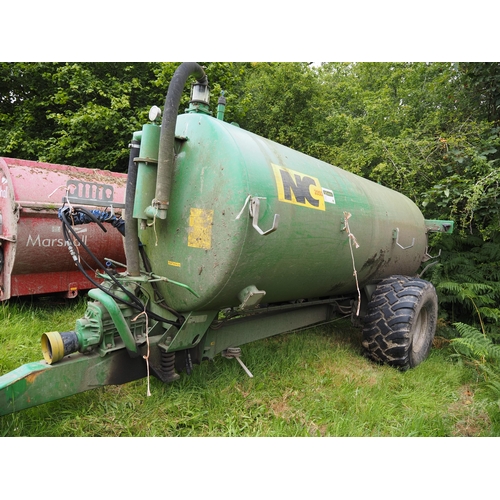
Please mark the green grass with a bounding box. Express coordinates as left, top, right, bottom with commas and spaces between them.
0, 297, 497, 436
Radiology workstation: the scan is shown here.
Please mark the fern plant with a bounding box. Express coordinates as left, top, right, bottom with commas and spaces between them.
481, 364, 500, 411
451, 322, 500, 364
427, 232, 500, 329
425, 232, 500, 409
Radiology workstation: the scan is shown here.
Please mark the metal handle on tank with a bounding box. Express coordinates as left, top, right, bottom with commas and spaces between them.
393, 227, 415, 250
249, 197, 279, 236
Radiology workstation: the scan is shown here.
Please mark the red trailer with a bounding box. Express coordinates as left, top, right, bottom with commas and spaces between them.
0, 157, 126, 300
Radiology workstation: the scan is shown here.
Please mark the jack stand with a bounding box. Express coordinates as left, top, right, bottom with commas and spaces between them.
222, 347, 254, 378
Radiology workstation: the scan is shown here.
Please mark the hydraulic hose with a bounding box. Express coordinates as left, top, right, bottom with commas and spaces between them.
154, 62, 207, 218
59, 208, 182, 327
125, 138, 141, 276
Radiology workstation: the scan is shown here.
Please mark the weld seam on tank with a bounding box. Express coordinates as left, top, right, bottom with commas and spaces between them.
155, 62, 207, 218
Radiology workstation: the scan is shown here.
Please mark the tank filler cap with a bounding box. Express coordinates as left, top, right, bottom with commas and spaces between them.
187, 79, 211, 115
190, 80, 210, 105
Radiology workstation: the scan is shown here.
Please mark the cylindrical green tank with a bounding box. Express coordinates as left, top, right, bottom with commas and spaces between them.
137, 112, 427, 313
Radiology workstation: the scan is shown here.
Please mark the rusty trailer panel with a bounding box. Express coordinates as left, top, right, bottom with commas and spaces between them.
0, 157, 126, 300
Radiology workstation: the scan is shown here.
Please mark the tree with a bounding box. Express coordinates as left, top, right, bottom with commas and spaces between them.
460, 62, 500, 123
0, 62, 253, 172
235, 62, 322, 156
0, 62, 162, 171
312, 62, 500, 240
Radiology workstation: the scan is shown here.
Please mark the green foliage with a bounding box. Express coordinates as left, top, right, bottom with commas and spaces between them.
235, 62, 322, 155
451, 322, 500, 364
309, 63, 500, 240
450, 322, 500, 422
460, 62, 500, 123
0, 62, 160, 171
0, 62, 252, 172
427, 233, 500, 329
427, 232, 500, 413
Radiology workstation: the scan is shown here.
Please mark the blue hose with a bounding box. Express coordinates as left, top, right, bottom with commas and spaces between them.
58, 207, 125, 236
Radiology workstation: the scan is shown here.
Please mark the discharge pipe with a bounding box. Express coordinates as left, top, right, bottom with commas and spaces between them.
153, 62, 208, 219
124, 135, 141, 276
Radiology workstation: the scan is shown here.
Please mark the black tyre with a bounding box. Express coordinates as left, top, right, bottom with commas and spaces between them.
361, 275, 438, 371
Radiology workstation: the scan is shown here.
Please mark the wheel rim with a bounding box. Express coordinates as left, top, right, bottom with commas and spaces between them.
411, 306, 429, 354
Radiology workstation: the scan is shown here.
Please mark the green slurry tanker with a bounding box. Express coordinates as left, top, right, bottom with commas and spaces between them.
0, 62, 453, 416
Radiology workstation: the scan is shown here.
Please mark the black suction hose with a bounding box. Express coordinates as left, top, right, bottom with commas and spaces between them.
60, 208, 182, 326
124, 138, 141, 276
154, 62, 207, 215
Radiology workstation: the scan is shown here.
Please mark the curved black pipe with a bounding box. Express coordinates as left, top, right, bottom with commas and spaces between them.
154, 62, 207, 215
125, 138, 141, 276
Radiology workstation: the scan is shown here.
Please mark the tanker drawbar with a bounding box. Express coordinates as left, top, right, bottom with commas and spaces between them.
0, 62, 454, 416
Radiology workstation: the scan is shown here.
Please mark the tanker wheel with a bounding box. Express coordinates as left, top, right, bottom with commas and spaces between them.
361, 275, 438, 371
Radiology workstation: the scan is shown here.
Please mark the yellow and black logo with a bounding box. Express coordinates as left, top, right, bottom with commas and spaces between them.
272, 163, 325, 211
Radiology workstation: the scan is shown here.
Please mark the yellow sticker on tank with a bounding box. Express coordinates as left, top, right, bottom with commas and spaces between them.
188, 208, 214, 249
272, 163, 325, 211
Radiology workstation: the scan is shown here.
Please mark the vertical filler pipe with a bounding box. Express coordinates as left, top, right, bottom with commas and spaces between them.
153, 62, 207, 219
124, 135, 141, 276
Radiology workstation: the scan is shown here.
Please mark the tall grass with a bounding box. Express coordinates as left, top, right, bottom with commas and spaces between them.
0, 298, 497, 436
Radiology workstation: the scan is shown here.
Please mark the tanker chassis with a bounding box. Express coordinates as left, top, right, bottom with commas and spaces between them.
0, 63, 453, 416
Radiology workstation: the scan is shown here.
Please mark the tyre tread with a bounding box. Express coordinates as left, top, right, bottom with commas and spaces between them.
362, 275, 437, 370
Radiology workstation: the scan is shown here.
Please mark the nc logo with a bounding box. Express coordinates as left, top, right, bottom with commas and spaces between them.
272, 164, 325, 211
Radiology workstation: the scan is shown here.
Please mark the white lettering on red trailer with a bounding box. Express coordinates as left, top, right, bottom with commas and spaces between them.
26, 233, 88, 247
